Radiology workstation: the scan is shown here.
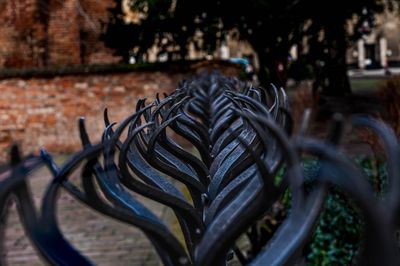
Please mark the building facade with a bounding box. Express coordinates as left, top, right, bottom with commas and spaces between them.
347, 3, 400, 69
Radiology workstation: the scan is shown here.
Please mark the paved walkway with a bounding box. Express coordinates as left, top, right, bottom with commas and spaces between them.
2, 163, 169, 265
348, 67, 400, 78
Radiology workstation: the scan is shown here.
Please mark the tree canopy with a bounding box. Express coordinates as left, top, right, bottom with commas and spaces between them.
103, 0, 389, 95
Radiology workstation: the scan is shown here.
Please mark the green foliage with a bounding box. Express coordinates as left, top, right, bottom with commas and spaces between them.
305, 192, 362, 266
233, 155, 387, 264
247, 157, 388, 264
356, 156, 388, 198
304, 157, 387, 265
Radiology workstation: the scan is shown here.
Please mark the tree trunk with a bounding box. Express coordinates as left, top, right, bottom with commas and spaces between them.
321, 23, 351, 96
257, 48, 288, 89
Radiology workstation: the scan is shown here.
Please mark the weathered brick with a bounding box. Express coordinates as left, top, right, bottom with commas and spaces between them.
0, 0, 118, 68
0, 65, 240, 161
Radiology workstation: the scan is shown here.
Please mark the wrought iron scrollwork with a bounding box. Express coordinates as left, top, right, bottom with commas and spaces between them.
1, 73, 400, 265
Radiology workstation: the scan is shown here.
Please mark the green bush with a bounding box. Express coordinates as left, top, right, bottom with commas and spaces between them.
305, 191, 362, 266
304, 157, 387, 265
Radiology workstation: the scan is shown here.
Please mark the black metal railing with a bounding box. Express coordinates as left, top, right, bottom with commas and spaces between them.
1, 73, 400, 265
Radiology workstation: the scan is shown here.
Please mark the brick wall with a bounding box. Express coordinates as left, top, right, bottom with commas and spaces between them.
47, 0, 81, 65
79, 0, 118, 64
0, 0, 46, 67
0, 0, 118, 68
0, 64, 240, 161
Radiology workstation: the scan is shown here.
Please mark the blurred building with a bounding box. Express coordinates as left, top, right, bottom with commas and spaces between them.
347, 3, 400, 69
0, 0, 118, 68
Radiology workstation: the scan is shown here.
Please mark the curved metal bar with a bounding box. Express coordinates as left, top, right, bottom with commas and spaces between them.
119, 126, 204, 258
351, 116, 400, 217
155, 122, 209, 186
250, 114, 347, 266
5, 73, 399, 266
204, 166, 257, 225
11, 147, 96, 265
195, 109, 301, 266
83, 122, 191, 265
295, 138, 400, 266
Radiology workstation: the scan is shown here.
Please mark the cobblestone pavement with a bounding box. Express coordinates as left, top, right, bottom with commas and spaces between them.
1, 159, 170, 266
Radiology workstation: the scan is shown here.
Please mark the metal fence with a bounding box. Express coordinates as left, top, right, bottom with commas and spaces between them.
0, 73, 399, 265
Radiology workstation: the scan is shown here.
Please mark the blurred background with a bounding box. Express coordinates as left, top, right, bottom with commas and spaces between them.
1, 0, 400, 265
